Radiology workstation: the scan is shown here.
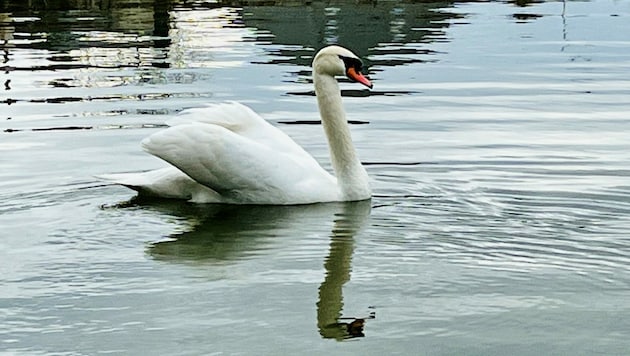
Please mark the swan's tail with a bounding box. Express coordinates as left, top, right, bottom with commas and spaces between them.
95, 167, 221, 202
94, 172, 150, 191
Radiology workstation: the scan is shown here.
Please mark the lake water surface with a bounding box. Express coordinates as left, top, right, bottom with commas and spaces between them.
2, 0, 630, 354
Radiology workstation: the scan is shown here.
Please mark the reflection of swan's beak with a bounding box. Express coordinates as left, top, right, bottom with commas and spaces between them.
344, 318, 366, 337
346, 67, 373, 89
338, 314, 377, 338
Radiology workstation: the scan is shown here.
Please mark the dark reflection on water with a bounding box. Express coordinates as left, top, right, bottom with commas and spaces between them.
145, 200, 323, 262
245, 2, 456, 64
120, 198, 373, 339
0, 0, 457, 111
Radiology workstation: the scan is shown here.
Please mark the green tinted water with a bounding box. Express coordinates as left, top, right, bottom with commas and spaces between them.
1, 0, 630, 354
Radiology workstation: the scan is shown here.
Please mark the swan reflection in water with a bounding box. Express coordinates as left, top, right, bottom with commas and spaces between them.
316, 200, 374, 339
122, 198, 372, 339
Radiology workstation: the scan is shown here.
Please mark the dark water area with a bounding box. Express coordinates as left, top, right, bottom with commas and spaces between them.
1, 0, 630, 354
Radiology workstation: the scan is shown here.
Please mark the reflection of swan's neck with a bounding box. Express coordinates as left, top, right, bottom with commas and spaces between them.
314, 74, 370, 200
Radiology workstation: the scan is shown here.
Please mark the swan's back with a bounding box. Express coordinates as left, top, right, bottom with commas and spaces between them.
167, 101, 260, 130
166, 102, 312, 155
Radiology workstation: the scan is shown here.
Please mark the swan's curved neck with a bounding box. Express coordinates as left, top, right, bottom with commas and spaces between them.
314, 73, 370, 200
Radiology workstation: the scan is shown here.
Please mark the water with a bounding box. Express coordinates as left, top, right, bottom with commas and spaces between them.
2, 0, 630, 354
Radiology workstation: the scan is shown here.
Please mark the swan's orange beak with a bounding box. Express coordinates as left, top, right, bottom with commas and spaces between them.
347, 67, 373, 89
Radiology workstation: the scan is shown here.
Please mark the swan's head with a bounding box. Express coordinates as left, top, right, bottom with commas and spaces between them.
313, 45, 373, 89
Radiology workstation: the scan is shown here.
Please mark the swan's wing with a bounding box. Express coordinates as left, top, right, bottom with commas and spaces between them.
167, 101, 302, 154
141, 122, 335, 204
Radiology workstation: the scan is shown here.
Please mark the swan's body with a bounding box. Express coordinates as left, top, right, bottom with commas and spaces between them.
98, 46, 373, 204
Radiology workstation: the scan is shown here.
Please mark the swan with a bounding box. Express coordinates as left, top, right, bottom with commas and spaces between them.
98, 45, 373, 204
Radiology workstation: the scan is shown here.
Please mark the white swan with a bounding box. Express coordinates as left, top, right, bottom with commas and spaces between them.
98, 45, 373, 204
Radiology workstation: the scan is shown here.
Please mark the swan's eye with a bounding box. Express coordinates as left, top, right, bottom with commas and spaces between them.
338, 55, 363, 73
339, 55, 372, 88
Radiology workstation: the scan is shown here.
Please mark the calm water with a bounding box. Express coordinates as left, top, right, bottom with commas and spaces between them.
2, 0, 630, 354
